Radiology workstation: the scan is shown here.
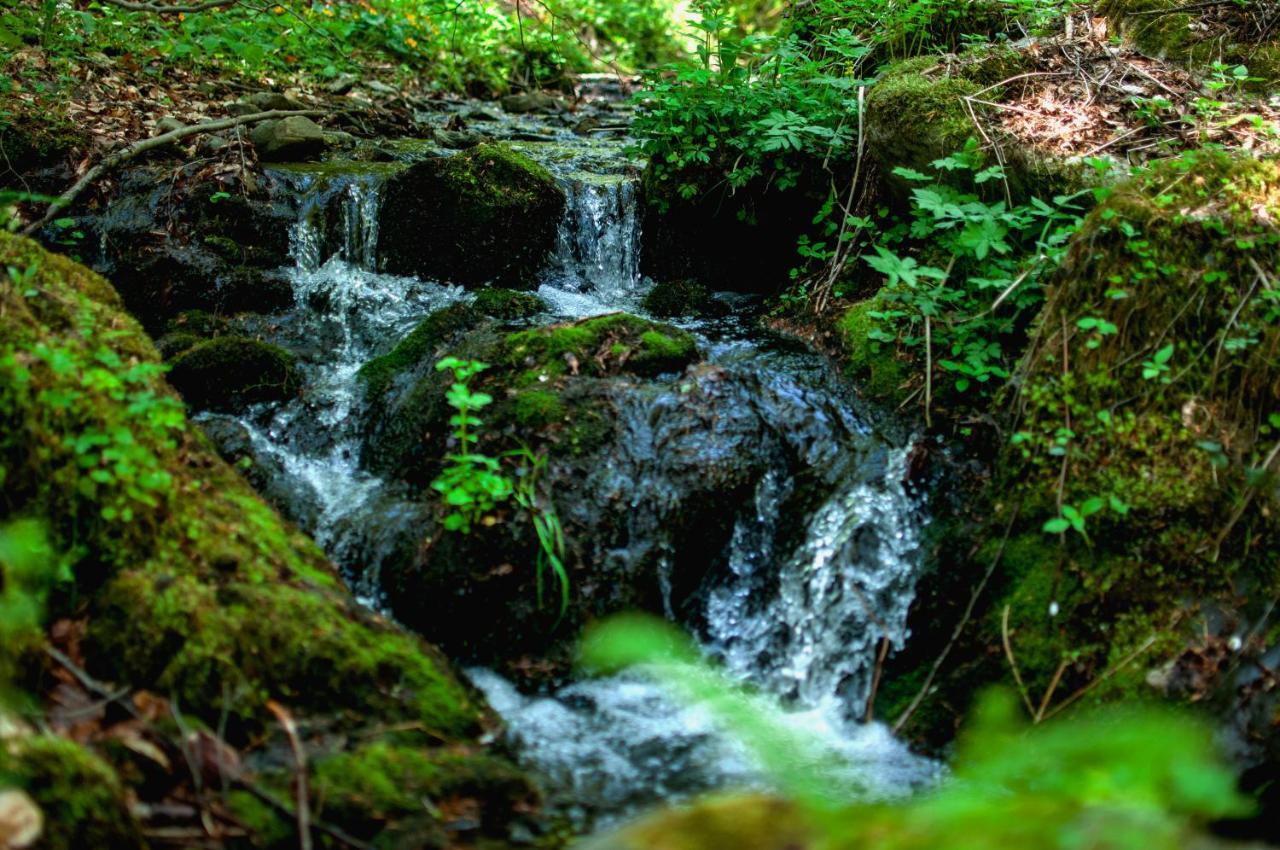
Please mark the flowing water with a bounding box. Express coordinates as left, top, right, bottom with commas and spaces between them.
205, 120, 939, 832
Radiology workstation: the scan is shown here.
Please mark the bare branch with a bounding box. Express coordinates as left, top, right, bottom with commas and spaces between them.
98, 0, 242, 14
21, 109, 322, 236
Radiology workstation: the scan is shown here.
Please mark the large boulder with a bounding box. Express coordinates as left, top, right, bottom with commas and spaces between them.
878, 152, 1280, 767
0, 232, 540, 848
378, 143, 566, 288
91, 165, 295, 332
167, 335, 299, 411
353, 308, 881, 681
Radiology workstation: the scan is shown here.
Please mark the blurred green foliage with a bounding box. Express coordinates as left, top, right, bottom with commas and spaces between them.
583, 614, 1251, 849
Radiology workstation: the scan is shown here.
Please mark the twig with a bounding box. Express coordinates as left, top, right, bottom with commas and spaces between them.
1001, 604, 1036, 717
21, 109, 323, 235
266, 701, 312, 850
863, 636, 891, 723
1041, 630, 1163, 722
99, 0, 241, 12
1034, 658, 1069, 722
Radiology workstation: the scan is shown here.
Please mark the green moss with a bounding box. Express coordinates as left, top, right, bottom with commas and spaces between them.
167, 335, 298, 411
513, 389, 567, 427
990, 151, 1280, 706
578, 794, 810, 850
642, 278, 720, 318
504, 313, 698, 383
1100, 0, 1280, 86
0, 736, 144, 850
357, 303, 482, 399
310, 742, 537, 842
866, 57, 982, 178
838, 299, 912, 404
0, 232, 490, 744
473, 288, 548, 320
379, 143, 566, 288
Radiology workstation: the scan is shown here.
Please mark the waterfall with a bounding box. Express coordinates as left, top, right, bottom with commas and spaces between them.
197, 135, 937, 831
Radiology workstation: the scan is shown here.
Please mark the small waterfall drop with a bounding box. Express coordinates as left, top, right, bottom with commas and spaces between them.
199, 128, 938, 832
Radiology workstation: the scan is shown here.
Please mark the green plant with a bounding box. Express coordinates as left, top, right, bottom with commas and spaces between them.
582, 615, 1252, 848
430, 357, 513, 533
862, 144, 1087, 401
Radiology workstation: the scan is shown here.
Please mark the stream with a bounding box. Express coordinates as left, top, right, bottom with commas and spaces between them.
198, 102, 941, 832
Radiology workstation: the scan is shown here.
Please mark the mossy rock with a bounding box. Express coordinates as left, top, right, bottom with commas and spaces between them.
378, 143, 566, 288
579, 795, 811, 850
883, 151, 1280, 746
865, 49, 1089, 205
1100, 0, 1280, 85
642, 278, 724, 319
473, 287, 548, 320
357, 302, 483, 400
0, 735, 145, 850
167, 335, 299, 411
503, 312, 698, 384
360, 311, 697, 482
0, 234, 535, 849
0, 102, 91, 192
837, 298, 913, 405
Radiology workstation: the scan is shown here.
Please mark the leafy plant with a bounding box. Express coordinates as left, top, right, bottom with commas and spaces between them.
431, 357, 513, 533
583, 614, 1252, 848
862, 145, 1086, 400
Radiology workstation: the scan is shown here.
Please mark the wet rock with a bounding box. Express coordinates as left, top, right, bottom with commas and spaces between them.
433, 127, 485, 149
378, 143, 565, 288
198, 414, 321, 528
250, 115, 327, 162
500, 91, 564, 114
473, 288, 547, 320
641, 278, 725, 319
167, 336, 300, 411
355, 311, 870, 678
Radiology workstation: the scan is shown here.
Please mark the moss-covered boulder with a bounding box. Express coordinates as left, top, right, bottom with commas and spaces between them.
865, 49, 1089, 205
378, 143, 566, 288
0, 232, 539, 846
0, 735, 145, 850
0, 99, 91, 193
579, 795, 811, 850
879, 151, 1280, 751
357, 311, 857, 676
167, 335, 299, 411
641, 278, 724, 319
473, 287, 549, 320
837, 298, 913, 405
1101, 0, 1280, 84
359, 309, 698, 484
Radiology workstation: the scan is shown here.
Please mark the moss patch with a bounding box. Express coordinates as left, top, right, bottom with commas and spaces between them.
642, 278, 722, 319
357, 302, 483, 400
886, 151, 1280, 741
167, 335, 299, 411
1101, 0, 1280, 85
0, 735, 145, 850
503, 313, 698, 383
473, 288, 548, 320
0, 231, 489, 741
837, 298, 913, 405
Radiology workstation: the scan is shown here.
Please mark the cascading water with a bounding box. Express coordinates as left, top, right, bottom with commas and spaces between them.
202, 127, 938, 834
